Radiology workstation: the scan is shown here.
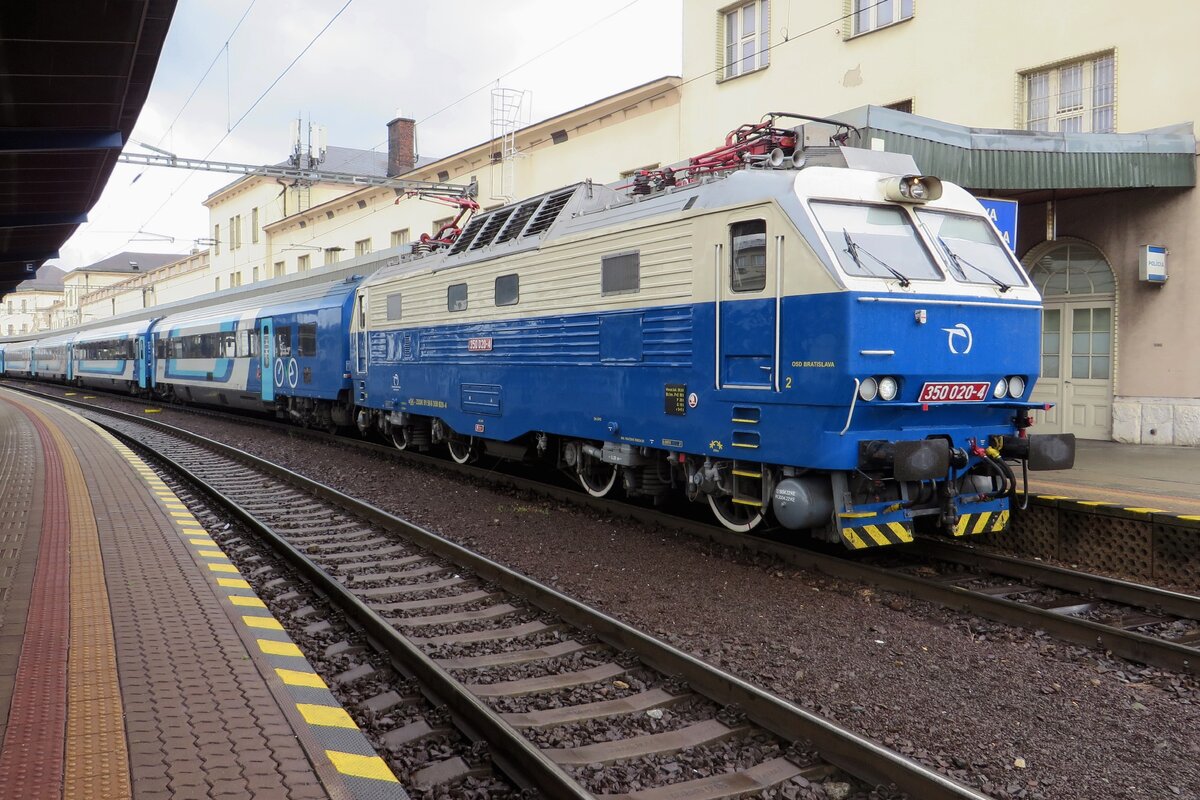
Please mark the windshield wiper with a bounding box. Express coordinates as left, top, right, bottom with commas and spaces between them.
842, 229, 911, 287
938, 236, 1010, 293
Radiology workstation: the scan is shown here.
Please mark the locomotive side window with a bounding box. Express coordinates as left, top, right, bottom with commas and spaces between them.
298, 323, 317, 357
810, 202, 942, 281
495, 274, 519, 306
386, 293, 403, 320
276, 326, 292, 357
448, 283, 468, 312
730, 220, 767, 292
601, 252, 640, 296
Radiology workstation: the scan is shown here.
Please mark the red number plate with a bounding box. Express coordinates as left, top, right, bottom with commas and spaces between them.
918, 381, 990, 403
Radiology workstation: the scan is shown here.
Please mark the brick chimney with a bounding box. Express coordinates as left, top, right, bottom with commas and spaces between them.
386, 117, 416, 176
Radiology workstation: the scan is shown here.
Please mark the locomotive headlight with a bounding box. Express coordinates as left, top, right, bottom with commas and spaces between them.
993, 379, 1009, 399
878, 376, 899, 401
1007, 375, 1026, 399
880, 175, 944, 203
859, 377, 879, 402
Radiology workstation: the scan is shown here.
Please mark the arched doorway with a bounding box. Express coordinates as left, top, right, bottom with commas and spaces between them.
1024, 238, 1116, 440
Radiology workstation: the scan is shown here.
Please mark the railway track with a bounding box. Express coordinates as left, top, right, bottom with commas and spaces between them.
54, 396, 986, 799
11, 381, 1200, 677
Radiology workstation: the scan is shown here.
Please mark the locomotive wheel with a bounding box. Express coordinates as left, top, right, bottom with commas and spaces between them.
447, 436, 479, 465
577, 461, 619, 498
391, 425, 413, 451
707, 494, 765, 533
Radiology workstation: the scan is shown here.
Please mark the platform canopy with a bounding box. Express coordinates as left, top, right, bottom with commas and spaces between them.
831, 105, 1197, 201
0, 1, 178, 294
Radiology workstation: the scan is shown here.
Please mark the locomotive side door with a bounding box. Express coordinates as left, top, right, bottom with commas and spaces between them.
354, 293, 368, 375
260, 317, 275, 402
717, 218, 778, 390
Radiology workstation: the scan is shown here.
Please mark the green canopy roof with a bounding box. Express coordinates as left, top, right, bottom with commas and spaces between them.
831, 106, 1195, 191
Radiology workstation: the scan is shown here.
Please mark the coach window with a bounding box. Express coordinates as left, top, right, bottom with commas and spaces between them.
730, 220, 767, 292
448, 283, 468, 312
386, 293, 402, 321
276, 326, 292, 357
601, 252, 640, 296
298, 323, 317, 357
221, 332, 237, 358
495, 274, 519, 306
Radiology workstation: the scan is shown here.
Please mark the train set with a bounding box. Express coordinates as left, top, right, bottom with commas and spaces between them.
0, 114, 1075, 546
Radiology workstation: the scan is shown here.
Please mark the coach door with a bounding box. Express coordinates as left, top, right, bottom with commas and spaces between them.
1027, 240, 1114, 440
717, 219, 779, 390
260, 318, 275, 402
136, 335, 148, 388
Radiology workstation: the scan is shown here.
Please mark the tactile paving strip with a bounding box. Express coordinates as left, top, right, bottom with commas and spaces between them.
41, 397, 411, 800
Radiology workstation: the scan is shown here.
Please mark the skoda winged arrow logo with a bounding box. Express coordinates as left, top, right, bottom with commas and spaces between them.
942, 323, 973, 355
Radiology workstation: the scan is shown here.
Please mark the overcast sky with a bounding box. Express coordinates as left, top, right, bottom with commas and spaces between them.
61, 0, 682, 271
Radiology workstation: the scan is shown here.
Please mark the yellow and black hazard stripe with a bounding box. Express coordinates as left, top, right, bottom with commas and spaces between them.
953, 509, 1010, 537
839, 520, 914, 549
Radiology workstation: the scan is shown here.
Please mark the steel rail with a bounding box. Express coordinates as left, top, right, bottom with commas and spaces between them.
35, 390, 990, 800
10, 382, 1197, 674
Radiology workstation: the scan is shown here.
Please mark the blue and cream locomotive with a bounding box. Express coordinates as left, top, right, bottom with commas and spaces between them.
350, 116, 1075, 546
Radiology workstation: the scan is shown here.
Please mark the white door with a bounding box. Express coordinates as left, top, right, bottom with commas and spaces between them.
1031, 301, 1113, 439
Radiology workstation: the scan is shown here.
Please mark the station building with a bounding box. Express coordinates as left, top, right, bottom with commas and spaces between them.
0, 265, 64, 336
679, 0, 1200, 445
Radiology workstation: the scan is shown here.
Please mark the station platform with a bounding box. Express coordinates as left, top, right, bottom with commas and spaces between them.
0, 389, 408, 800
1027, 438, 1200, 516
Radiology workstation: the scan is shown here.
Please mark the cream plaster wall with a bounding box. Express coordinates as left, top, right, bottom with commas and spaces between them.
681, 1, 1200, 153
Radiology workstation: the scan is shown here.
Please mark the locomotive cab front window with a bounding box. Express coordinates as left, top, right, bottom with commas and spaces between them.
916, 209, 1029, 289
810, 202, 942, 282
730, 220, 767, 292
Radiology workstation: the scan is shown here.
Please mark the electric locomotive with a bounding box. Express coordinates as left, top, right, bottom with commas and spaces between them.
351, 114, 1075, 547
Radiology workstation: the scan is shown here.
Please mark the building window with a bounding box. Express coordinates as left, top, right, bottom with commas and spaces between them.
230, 272, 243, 288
229, 216, 236, 249
215, 277, 221, 292
214, 224, 221, 255
252, 266, 259, 282
298, 254, 311, 272
1021, 52, 1115, 133
251, 207, 260, 243
355, 238, 372, 257
601, 252, 640, 296
722, 0, 769, 79
447, 282, 468, 312
884, 99, 914, 113
274, 261, 285, 278
851, 0, 913, 36
495, 274, 519, 306
391, 229, 410, 248
325, 247, 341, 265
432, 217, 453, 236
386, 293, 402, 320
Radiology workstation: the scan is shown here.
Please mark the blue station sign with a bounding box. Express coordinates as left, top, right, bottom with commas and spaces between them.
976, 197, 1018, 253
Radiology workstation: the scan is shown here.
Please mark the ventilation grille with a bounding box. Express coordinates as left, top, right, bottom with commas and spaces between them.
523, 189, 575, 237
470, 207, 515, 251
495, 199, 542, 244
448, 216, 487, 255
